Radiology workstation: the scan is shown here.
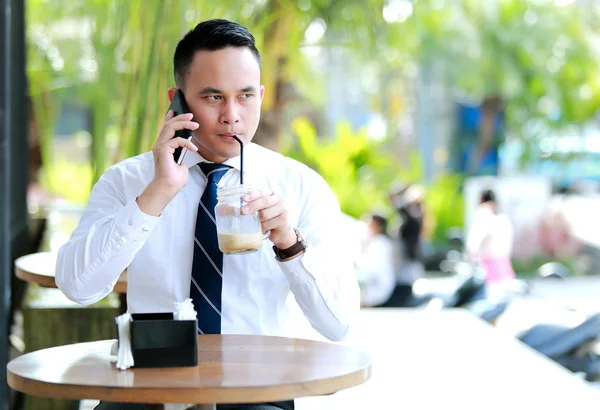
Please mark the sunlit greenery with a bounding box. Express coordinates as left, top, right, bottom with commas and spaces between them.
284, 117, 464, 243
284, 117, 398, 218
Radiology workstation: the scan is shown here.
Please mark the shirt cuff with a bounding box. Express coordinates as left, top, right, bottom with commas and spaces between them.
114, 199, 161, 241
276, 247, 322, 285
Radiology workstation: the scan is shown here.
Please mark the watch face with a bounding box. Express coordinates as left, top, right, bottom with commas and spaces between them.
294, 228, 306, 246
300, 234, 308, 247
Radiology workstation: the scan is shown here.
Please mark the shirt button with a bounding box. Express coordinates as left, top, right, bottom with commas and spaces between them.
128, 218, 133, 226
99, 255, 106, 262
120, 238, 128, 245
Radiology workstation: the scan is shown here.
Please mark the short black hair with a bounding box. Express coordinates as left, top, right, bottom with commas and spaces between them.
173, 19, 261, 87
480, 189, 496, 204
371, 214, 389, 236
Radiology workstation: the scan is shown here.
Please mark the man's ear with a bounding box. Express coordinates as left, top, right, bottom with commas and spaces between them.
259, 85, 265, 102
168, 87, 178, 102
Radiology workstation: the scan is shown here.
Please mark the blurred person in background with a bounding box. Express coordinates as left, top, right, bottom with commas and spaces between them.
380, 185, 426, 307
394, 185, 426, 285
538, 184, 581, 260
354, 213, 395, 307
466, 189, 516, 283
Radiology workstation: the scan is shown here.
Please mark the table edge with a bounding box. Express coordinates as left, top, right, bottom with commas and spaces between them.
15, 266, 57, 288
7, 363, 372, 404
15, 263, 128, 294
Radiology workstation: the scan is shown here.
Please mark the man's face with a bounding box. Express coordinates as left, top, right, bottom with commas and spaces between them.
169, 47, 264, 163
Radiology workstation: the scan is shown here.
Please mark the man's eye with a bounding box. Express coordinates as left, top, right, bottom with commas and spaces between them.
240, 94, 253, 100
207, 96, 222, 101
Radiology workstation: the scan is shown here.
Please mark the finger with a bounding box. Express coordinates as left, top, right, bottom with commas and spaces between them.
242, 189, 263, 202
163, 137, 198, 152
167, 112, 194, 123
158, 121, 199, 143
242, 194, 280, 214
243, 189, 274, 203
166, 119, 199, 132
157, 113, 194, 142
261, 214, 287, 233
258, 202, 285, 222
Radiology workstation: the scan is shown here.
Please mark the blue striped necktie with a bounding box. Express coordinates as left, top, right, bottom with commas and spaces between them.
190, 162, 231, 334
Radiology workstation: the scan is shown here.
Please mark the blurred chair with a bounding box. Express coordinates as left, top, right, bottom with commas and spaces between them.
519, 313, 600, 379
10, 216, 47, 334
536, 262, 571, 280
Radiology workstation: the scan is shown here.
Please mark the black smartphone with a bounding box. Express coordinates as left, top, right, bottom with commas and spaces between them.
167, 89, 194, 165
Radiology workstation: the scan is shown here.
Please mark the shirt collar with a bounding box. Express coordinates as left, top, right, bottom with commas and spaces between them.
182, 146, 246, 173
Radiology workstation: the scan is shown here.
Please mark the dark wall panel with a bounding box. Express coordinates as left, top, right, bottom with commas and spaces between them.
1, 1, 27, 409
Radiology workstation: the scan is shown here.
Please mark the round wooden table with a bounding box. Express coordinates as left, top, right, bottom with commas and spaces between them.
7, 334, 371, 410
15, 251, 128, 294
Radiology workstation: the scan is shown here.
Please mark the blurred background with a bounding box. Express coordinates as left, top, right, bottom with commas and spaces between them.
4, 0, 600, 408
22, 0, 600, 272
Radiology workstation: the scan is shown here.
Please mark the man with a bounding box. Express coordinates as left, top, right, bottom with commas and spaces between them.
56, 19, 360, 410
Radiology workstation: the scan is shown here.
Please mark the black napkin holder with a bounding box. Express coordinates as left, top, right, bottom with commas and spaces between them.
125, 312, 198, 368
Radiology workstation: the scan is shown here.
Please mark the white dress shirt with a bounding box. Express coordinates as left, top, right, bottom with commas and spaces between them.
354, 234, 395, 306
56, 143, 360, 341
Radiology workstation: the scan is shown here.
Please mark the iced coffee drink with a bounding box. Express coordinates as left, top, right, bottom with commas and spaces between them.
215, 184, 264, 255
218, 232, 263, 254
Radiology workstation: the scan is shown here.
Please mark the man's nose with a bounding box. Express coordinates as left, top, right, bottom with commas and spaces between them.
220, 100, 240, 124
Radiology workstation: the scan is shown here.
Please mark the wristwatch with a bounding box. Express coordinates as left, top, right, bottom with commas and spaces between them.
273, 228, 308, 260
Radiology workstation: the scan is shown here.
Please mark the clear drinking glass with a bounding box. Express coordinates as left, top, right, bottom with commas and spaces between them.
214, 184, 263, 255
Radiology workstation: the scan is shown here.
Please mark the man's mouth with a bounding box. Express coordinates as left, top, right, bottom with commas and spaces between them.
218, 133, 241, 140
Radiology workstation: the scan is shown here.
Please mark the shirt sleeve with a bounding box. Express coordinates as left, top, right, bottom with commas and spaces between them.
276, 172, 361, 342
55, 166, 160, 305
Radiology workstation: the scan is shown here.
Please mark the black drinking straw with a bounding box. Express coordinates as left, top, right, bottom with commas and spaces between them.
232, 135, 244, 185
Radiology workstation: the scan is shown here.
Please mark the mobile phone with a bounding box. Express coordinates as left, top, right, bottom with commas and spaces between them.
167, 89, 194, 165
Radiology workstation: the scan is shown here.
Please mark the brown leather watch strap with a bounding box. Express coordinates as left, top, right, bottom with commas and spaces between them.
273, 228, 307, 260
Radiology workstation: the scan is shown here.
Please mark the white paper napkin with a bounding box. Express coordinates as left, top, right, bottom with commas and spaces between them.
114, 313, 134, 370
173, 298, 197, 320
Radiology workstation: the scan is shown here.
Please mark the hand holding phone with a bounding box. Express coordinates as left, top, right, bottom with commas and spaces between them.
137, 102, 199, 217
167, 89, 194, 164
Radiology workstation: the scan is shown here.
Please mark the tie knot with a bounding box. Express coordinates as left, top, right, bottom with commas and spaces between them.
199, 162, 231, 184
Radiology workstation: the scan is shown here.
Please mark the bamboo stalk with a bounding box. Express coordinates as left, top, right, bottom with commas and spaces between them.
129, 0, 165, 157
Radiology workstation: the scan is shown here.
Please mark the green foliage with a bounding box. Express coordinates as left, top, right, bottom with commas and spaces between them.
421, 0, 600, 132
425, 173, 465, 244
284, 118, 465, 243
284, 117, 398, 219
39, 159, 93, 204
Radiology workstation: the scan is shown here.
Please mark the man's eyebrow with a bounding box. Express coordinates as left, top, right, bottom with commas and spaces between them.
199, 87, 222, 94
198, 86, 257, 94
